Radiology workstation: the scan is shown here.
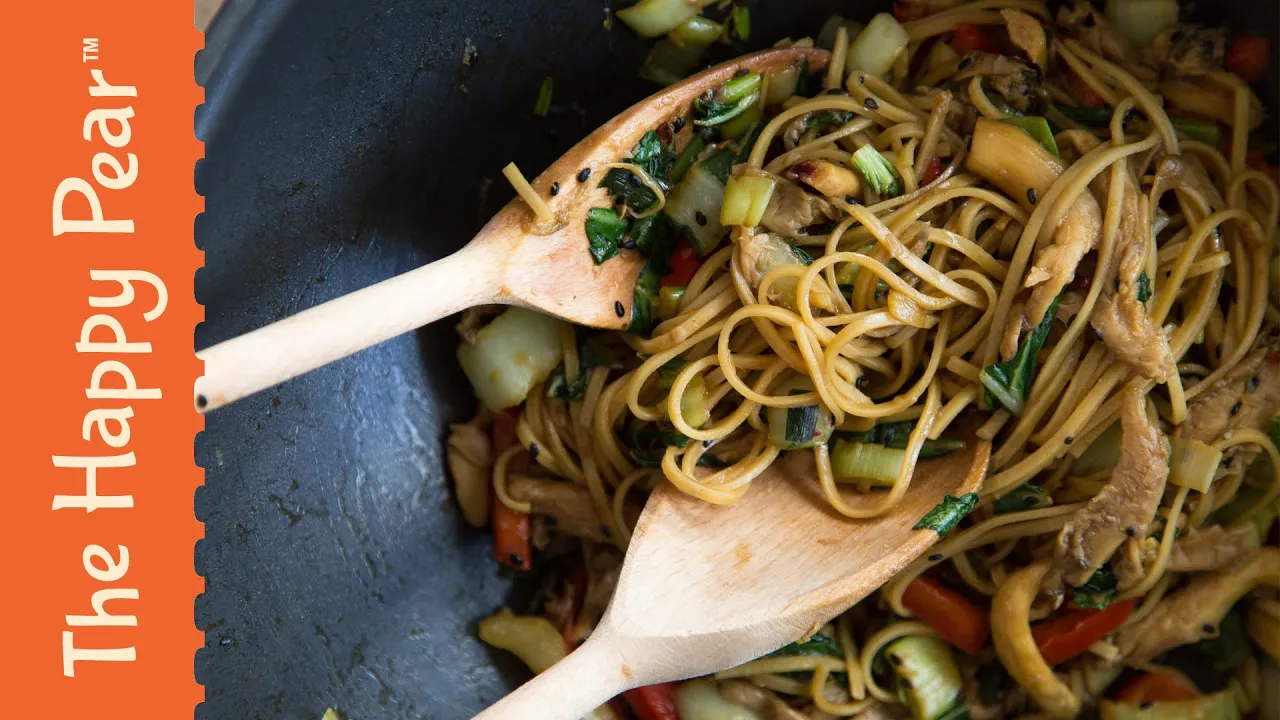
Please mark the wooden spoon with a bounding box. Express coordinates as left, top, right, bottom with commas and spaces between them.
194, 47, 829, 412
475, 437, 991, 720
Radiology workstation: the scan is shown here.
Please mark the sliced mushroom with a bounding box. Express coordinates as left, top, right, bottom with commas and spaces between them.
1057, 1, 1133, 64
446, 411, 492, 527
508, 475, 611, 542
784, 159, 861, 199
953, 53, 1043, 113
759, 178, 840, 237
718, 679, 810, 720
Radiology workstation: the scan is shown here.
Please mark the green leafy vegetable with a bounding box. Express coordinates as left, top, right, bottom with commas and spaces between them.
914, 493, 979, 536
993, 484, 1047, 514
805, 109, 856, 131
1137, 271, 1152, 303
980, 294, 1061, 415
627, 211, 676, 255
585, 207, 627, 265
1058, 105, 1111, 128
770, 633, 843, 659
600, 130, 673, 214
1002, 116, 1059, 156
546, 342, 612, 402
843, 420, 967, 458
936, 706, 972, 720
1072, 568, 1117, 610
534, 76, 553, 117
693, 92, 759, 127
700, 147, 736, 184
852, 144, 903, 197
656, 357, 688, 388
629, 222, 680, 334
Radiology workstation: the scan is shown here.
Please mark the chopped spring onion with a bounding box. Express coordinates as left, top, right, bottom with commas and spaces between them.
694, 73, 761, 127
585, 207, 628, 264
914, 494, 979, 536
1098, 689, 1240, 720
658, 285, 685, 319
639, 38, 706, 86
852, 144, 904, 197
831, 439, 906, 486
846, 12, 909, 78
771, 632, 844, 659
980, 294, 1061, 415
730, 5, 751, 41
478, 609, 567, 674
1002, 116, 1060, 157
671, 133, 707, 183
816, 14, 865, 52
679, 373, 710, 428
672, 15, 723, 47
766, 376, 835, 449
674, 678, 761, 720
1137, 271, 1152, 302
457, 307, 566, 410
719, 99, 762, 140
765, 63, 802, 105
534, 76, 554, 116
1103, 0, 1179, 47
1171, 116, 1222, 146
884, 635, 966, 720
993, 483, 1048, 513
502, 162, 554, 225
665, 157, 729, 255
616, 0, 715, 38
1169, 438, 1223, 493
719, 71, 762, 104
721, 175, 776, 227
1058, 104, 1113, 128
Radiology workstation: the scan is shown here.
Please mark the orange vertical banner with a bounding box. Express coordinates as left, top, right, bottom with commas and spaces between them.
0, 2, 202, 717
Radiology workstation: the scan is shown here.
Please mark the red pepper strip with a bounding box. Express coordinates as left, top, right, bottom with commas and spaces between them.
893, 2, 928, 22
901, 575, 990, 654
1226, 35, 1271, 84
951, 22, 1000, 54
1066, 70, 1106, 109
921, 156, 943, 185
1031, 598, 1138, 666
623, 683, 680, 720
661, 240, 700, 288
491, 408, 533, 571
1115, 671, 1201, 704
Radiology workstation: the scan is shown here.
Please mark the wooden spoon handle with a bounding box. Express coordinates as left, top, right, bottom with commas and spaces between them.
195, 242, 496, 412
473, 634, 631, 720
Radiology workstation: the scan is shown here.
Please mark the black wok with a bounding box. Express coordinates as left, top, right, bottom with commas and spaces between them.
194, 1, 1277, 717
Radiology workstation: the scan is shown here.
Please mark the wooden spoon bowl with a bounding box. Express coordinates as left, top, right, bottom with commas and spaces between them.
195, 47, 829, 412
475, 437, 992, 719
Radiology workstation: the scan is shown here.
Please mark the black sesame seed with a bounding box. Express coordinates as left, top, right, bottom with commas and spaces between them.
826, 88, 848, 96
1063, 435, 1074, 445
549, 181, 560, 196
845, 194, 859, 205
695, 210, 708, 226
958, 56, 974, 71
196, 394, 208, 410
672, 116, 686, 132
577, 167, 592, 182
529, 443, 540, 459
509, 553, 524, 566
928, 553, 943, 561
614, 300, 625, 317
1230, 400, 1242, 416
864, 97, 880, 110
1202, 623, 1216, 634
1248, 376, 1260, 392
858, 76, 865, 84
703, 439, 713, 448
1125, 526, 1138, 537
1027, 187, 1038, 205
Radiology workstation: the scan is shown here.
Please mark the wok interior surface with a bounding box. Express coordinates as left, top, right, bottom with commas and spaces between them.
195, 0, 1277, 717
